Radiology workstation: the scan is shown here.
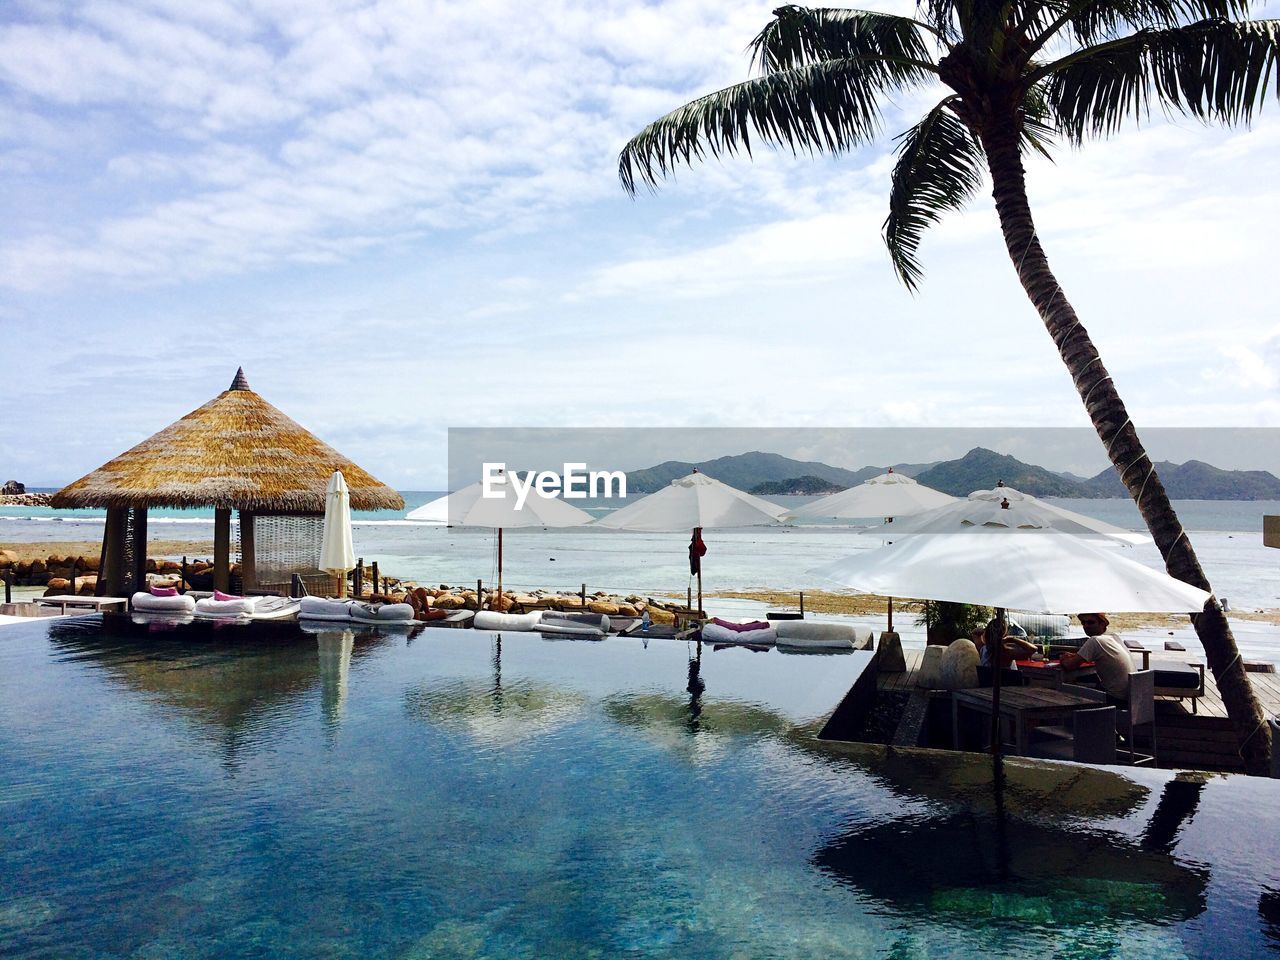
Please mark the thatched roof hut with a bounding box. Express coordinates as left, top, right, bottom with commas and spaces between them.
56, 369, 403, 597
52, 368, 403, 513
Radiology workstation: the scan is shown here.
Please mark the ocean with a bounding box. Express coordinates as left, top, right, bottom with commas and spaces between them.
5, 495, 1279, 660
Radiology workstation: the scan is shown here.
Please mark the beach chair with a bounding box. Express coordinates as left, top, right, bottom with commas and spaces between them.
1117, 669, 1157, 765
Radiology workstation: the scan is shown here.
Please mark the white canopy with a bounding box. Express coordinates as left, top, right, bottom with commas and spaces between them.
318, 471, 356, 578
405, 476, 592, 529
594, 471, 788, 532
811, 533, 1210, 614
787, 470, 956, 520
867, 484, 1149, 544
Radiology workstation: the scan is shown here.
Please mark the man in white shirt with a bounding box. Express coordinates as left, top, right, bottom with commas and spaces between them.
1059, 612, 1134, 700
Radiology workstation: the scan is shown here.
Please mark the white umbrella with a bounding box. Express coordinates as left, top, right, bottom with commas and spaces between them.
872, 483, 1149, 543
812, 533, 1211, 614
595, 470, 787, 614
813, 531, 1210, 759
406, 472, 592, 605
787, 469, 957, 521
319, 470, 356, 598
785, 468, 957, 632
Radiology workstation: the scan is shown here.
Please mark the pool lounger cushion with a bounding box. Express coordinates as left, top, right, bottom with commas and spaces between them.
131, 592, 197, 614
299, 597, 356, 621
474, 610, 543, 632
701, 622, 777, 646
350, 602, 416, 623
541, 612, 610, 637
250, 597, 301, 621
1153, 664, 1203, 690
194, 596, 258, 619
775, 621, 871, 650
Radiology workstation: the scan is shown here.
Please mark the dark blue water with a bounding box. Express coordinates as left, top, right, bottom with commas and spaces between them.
2, 618, 1278, 959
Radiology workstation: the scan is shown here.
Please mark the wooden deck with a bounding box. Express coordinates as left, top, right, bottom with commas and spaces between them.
878, 649, 1280, 773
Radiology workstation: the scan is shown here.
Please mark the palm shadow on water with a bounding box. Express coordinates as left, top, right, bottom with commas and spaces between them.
809, 747, 1210, 927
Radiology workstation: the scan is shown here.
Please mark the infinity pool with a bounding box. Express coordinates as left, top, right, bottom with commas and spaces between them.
2, 617, 1278, 959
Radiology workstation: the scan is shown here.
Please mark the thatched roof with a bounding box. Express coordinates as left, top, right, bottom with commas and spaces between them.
52, 369, 404, 512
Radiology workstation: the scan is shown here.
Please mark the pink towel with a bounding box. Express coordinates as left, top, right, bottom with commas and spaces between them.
149, 585, 178, 597
710, 617, 771, 633
214, 589, 243, 602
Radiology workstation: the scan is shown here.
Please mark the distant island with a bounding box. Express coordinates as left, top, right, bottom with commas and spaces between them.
748, 476, 847, 496
626, 447, 1280, 500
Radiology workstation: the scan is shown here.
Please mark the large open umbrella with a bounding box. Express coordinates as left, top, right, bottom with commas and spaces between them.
406, 471, 592, 605
813, 527, 1210, 756
786, 468, 958, 631
594, 470, 787, 615
872, 482, 1150, 543
787, 468, 956, 521
319, 470, 356, 598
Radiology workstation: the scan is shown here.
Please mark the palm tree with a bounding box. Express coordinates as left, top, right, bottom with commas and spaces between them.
618, 2, 1279, 773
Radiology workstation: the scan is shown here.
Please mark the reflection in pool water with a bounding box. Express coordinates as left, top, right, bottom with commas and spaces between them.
1, 616, 1278, 959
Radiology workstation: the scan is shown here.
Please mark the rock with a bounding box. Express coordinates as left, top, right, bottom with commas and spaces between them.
939, 639, 981, 690
2, 480, 25, 495
616, 603, 639, 617
29, 560, 45, 577
588, 601, 620, 615
916, 645, 944, 688
433, 595, 465, 610
157, 560, 182, 573
877, 631, 906, 672
648, 606, 675, 626
45, 578, 70, 592
0, 549, 17, 567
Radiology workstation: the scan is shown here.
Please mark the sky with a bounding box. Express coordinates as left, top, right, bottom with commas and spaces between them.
2, 0, 1279, 489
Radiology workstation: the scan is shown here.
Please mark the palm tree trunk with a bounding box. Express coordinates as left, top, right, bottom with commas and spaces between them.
977, 120, 1271, 775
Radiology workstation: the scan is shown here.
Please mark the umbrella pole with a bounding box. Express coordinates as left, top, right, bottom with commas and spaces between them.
496, 527, 503, 610
990, 607, 1006, 756
887, 596, 894, 632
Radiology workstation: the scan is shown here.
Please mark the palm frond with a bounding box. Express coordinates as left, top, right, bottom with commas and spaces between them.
750, 5, 940, 73
883, 98, 987, 289
1022, 83, 1059, 156
1038, 18, 1280, 141
619, 58, 926, 194
1067, 0, 1253, 44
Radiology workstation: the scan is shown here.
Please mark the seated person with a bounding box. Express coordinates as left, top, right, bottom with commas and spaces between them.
978, 618, 1038, 668
1058, 612, 1134, 700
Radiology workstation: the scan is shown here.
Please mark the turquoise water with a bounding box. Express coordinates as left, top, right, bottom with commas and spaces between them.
2, 617, 1279, 958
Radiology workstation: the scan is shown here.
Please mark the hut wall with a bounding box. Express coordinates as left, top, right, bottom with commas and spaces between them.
249, 513, 337, 597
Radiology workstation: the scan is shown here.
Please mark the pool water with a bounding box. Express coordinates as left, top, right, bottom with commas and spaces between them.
1, 617, 1278, 959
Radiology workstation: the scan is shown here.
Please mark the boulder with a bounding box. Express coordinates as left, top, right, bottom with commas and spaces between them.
157, 560, 182, 573
587, 601, 620, 616
46, 577, 70, 592
0, 549, 17, 567
916, 645, 944, 688
647, 606, 676, 626
938, 639, 981, 690
2, 480, 25, 495
615, 603, 639, 618
433, 595, 465, 610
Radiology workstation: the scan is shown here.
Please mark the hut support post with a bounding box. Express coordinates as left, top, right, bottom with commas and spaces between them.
239, 511, 256, 593
100, 507, 129, 597
213, 508, 231, 593
131, 507, 149, 595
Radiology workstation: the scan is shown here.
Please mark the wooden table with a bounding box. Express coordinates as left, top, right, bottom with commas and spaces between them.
1013, 659, 1097, 687
952, 687, 1106, 755
36, 595, 129, 615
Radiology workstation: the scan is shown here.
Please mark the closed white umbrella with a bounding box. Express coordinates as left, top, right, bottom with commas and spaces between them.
872, 483, 1149, 543
787, 469, 957, 521
595, 470, 787, 614
812, 533, 1210, 614
406, 472, 592, 605
319, 470, 356, 598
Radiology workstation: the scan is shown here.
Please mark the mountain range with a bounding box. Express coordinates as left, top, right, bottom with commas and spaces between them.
627, 447, 1280, 500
